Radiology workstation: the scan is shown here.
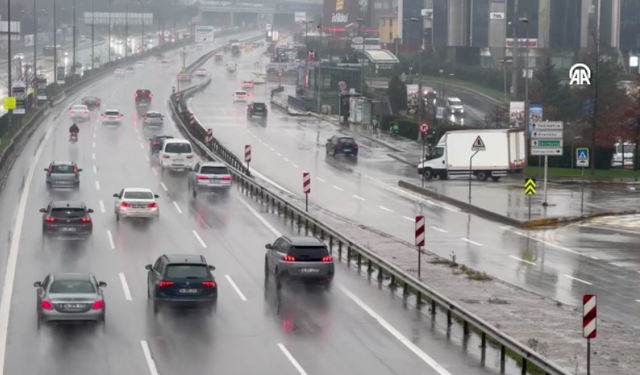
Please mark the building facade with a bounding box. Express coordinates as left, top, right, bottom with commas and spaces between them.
378, 14, 398, 43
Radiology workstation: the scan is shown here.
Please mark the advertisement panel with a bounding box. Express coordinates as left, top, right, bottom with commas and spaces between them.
323, 0, 365, 28
36, 77, 47, 101
509, 101, 543, 129
12, 85, 26, 115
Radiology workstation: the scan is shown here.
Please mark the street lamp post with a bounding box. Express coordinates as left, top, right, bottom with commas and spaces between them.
53, 0, 57, 85
33, 0, 37, 75
7, 0, 12, 130
141, 3, 145, 53
108, 0, 111, 63
91, 0, 95, 69
72, 0, 76, 74
410, 17, 423, 131
356, 18, 364, 95
316, 23, 322, 113
125, 4, 129, 58
521, 17, 530, 168
510, 0, 519, 99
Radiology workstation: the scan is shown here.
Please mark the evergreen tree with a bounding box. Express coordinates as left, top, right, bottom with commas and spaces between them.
533, 58, 575, 121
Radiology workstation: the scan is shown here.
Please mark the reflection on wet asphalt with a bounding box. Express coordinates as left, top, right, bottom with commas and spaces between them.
0, 33, 508, 375
189, 50, 640, 328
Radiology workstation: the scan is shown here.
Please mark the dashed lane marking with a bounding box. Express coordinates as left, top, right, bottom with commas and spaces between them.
119, 273, 133, 301
461, 238, 482, 246
140, 340, 160, 375
332, 185, 343, 191
172, 201, 182, 214
431, 226, 448, 233
93, 165, 97, 174
564, 275, 592, 285
99, 200, 106, 213
353, 195, 365, 201
106, 230, 115, 249
192, 230, 207, 248
509, 255, 537, 266
379, 206, 393, 212
160, 182, 168, 192
95, 181, 101, 190
225, 275, 247, 301
316, 177, 325, 183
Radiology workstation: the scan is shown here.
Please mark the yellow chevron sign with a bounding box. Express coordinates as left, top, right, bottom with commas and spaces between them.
524, 178, 536, 195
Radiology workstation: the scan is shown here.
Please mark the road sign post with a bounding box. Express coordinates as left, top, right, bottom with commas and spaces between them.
469, 136, 486, 202
415, 215, 425, 279
524, 178, 537, 219
531, 121, 564, 207
583, 294, 597, 375
303, 171, 311, 212
419, 123, 429, 188
576, 148, 589, 213
244, 145, 251, 171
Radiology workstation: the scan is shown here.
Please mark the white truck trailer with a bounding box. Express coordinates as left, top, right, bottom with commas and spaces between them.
417, 129, 526, 181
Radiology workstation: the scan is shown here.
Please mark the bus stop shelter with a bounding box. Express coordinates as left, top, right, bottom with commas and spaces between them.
361, 49, 400, 73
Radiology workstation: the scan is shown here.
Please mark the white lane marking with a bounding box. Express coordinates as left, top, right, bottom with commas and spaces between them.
332, 185, 343, 191
636, 300, 640, 303
353, 195, 365, 201
270, 147, 275, 151
172, 201, 183, 214
140, 143, 144, 149
402, 216, 414, 222
379, 206, 393, 212
160, 182, 168, 191
461, 238, 482, 246
119, 273, 133, 301
263, 143, 269, 147
292, 164, 299, 169
95, 181, 101, 190
509, 255, 537, 266
509, 230, 597, 259
316, 177, 326, 183
92, 153, 96, 160
145, 154, 150, 161
92, 142, 96, 148
339, 285, 453, 375
276, 152, 282, 156
93, 133, 96, 139
225, 275, 247, 301
151, 168, 157, 175
236, 196, 281, 236
192, 230, 207, 248
0, 125, 54, 370
137, 134, 141, 140
564, 275, 592, 285
93, 165, 97, 174
500, 225, 512, 230
277, 343, 309, 375
106, 230, 115, 249
140, 340, 160, 375
99, 200, 106, 213
283, 157, 289, 162
431, 226, 448, 233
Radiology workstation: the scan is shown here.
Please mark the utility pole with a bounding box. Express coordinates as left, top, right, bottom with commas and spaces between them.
316, 23, 322, 112
53, 0, 57, 85
510, 0, 519, 99
590, 0, 601, 175
33, 0, 37, 83
141, 4, 145, 54
108, 0, 111, 63
125, 4, 129, 58
91, 0, 95, 69
356, 18, 364, 95
72, 0, 76, 74
7, 0, 12, 131
522, 18, 530, 167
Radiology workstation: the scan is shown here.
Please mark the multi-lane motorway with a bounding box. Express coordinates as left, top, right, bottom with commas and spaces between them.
188, 50, 640, 330
0, 33, 501, 375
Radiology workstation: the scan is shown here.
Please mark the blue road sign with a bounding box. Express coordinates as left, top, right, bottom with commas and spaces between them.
576, 147, 589, 168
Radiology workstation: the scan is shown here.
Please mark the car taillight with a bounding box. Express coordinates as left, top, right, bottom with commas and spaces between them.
102, 114, 106, 118
282, 255, 295, 262
186, 155, 193, 159
70, 110, 76, 114
197, 175, 208, 180
152, 141, 159, 146
83, 110, 88, 114
91, 300, 104, 310
149, 94, 153, 98
72, 167, 77, 173
80, 217, 91, 222
71, 132, 76, 136
221, 176, 232, 181
144, 116, 147, 120
134, 93, 138, 97
201, 281, 215, 288
147, 203, 157, 208
353, 144, 358, 148
41, 300, 53, 310
44, 216, 55, 222
47, 167, 52, 173
334, 143, 341, 147
119, 202, 131, 208
159, 281, 174, 287
96, 102, 100, 105
321, 256, 332, 262
116, 115, 121, 119
161, 155, 170, 159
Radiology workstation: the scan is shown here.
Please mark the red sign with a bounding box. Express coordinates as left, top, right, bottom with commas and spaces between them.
244, 145, 251, 163
419, 123, 429, 134
415, 216, 425, 246
583, 294, 597, 339
303, 172, 311, 194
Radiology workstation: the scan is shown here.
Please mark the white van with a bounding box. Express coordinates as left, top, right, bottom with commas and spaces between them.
159, 139, 194, 171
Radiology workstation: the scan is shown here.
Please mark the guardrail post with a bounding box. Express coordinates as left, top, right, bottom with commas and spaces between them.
520, 359, 527, 375
319, 228, 324, 240
367, 259, 372, 274
276, 201, 281, 216
346, 245, 351, 264
338, 241, 343, 259
402, 282, 408, 296
304, 220, 309, 235
431, 300, 436, 317
463, 321, 469, 337
357, 253, 362, 269
447, 309, 452, 327
500, 345, 506, 373
312, 223, 316, 236
480, 332, 486, 366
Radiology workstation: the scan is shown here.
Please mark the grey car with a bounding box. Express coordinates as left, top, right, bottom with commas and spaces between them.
45, 161, 82, 190
34, 273, 107, 327
143, 111, 164, 127
187, 161, 232, 197
264, 236, 335, 289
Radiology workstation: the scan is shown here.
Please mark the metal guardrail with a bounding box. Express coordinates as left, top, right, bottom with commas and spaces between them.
167, 40, 572, 375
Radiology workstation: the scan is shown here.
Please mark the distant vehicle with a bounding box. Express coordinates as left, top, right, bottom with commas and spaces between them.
125, 66, 135, 74
228, 38, 239, 46
240, 80, 254, 89
195, 68, 207, 77
246, 102, 267, 118
135, 61, 145, 67
187, 161, 232, 197
34, 273, 106, 327
101, 110, 124, 126
226, 63, 236, 73
159, 139, 195, 171
40, 201, 93, 239
177, 74, 191, 82
417, 129, 525, 181
214, 54, 223, 62
44, 161, 82, 190
13, 53, 25, 60
69, 105, 90, 122
143, 111, 164, 127
80, 35, 87, 43
231, 44, 241, 56
149, 135, 174, 154
160, 60, 169, 66
42, 45, 62, 61
326, 136, 358, 157
81, 96, 101, 109
264, 236, 335, 289
113, 187, 160, 221
445, 97, 465, 116
114, 68, 125, 76
135, 89, 152, 107
233, 90, 247, 102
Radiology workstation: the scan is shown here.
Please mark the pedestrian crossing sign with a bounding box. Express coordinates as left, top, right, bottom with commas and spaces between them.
576, 147, 589, 168
524, 178, 536, 195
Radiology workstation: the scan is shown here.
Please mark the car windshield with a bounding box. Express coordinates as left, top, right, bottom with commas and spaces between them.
84, 97, 97, 101
72, 105, 87, 110
51, 208, 86, 218
166, 265, 209, 279
146, 112, 161, 118
288, 246, 329, 257
339, 137, 355, 144
51, 165, 75, 173
200, 166, 229, 175
105, 111, 119, 116
449, 99, 462, 105
165, 143, 192, 153
123, 191, 154, 200
252, 103, 266, 108
49, 280, 95, 294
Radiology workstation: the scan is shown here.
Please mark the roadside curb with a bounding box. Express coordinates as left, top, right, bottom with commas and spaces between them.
270, 97, 312, 116
387, 153, 416, 167
398, 179, 640, 228
548, 179, 640, 186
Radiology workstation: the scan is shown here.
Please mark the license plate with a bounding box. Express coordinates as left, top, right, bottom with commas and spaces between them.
133, 204, 145, 209
343, 149, 351, 152
57, 181, 71, 184
64, 303, 83, 309
61, 227, 77, 232
179, 288, 198, 294
299, 268, 319, 273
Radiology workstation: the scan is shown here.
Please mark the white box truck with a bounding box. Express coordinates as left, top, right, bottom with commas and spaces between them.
417, 129, 525, 181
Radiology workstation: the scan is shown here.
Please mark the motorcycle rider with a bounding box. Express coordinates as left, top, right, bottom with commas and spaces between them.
69, 123, 79, 140
389, 121, 399, 136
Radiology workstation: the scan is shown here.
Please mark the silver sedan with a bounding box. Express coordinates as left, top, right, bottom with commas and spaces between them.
34, 273, 107, 327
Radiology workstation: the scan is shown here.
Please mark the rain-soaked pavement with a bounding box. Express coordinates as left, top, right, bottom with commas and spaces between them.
187, 54, 640, 373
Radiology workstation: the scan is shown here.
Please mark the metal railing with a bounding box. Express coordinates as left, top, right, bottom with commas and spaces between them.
167, 43, 572, 375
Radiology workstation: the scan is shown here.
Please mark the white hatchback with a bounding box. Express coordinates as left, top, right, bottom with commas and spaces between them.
113, 188, 160, 221
159, 139, 194, 171
101, 110, 123, 126
233, 90, 247, 102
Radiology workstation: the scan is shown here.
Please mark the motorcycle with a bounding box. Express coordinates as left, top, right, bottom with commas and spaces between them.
69, 132, 78, 143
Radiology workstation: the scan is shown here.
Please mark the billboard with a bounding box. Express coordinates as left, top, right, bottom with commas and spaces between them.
323, 0, 365, 28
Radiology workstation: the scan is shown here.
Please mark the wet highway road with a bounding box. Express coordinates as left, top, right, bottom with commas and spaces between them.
0, 33, 501, 375
189, 52, 640, 328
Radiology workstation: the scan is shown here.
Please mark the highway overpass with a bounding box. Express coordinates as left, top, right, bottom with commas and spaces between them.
197, 0, 322, 28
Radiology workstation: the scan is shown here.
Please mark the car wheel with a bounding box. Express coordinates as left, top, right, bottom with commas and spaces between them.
332, 148, 337, 157
152, 299, 158, 314
115, 213, 120, 222
264, 258, 269, 279
325, 281, 333, 290
74, 182, 80, 191
36, 311, 42, 329
46, 182, 51, 191
192, 187, 198, 198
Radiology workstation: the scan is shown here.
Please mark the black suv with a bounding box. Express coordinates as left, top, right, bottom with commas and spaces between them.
247, 102, 267, 118
145, 254, 218, 313
149, 135, 174, 154
135, 89, 152, 107
265, 236, 335, 289
40, 201, 94, 239
326, 135, 359, 157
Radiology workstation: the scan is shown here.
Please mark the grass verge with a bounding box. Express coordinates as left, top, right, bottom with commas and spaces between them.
525, 166, 640, 179
421, 75, 506, 102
